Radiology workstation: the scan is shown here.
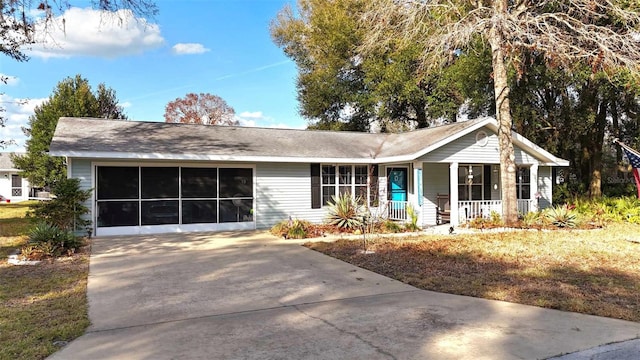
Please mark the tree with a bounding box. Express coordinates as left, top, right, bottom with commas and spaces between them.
164, 93, 238, 126
360, 0, 640, 223
12, 75, 127, 188
510, 61, 640, 198
271, 0, 485, 131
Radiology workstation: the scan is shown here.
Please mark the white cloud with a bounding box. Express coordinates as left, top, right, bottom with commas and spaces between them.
171, 43, 210, 55
120, 101, 132, 108
1, 94, 46, 152
27, 7, 164, 59
235, 111, 304, 129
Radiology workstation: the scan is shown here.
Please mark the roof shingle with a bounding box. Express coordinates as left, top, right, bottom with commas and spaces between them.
49, 117, 487, 161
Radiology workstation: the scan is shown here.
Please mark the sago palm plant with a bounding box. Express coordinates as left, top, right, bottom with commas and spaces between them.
326, 193, 364, 230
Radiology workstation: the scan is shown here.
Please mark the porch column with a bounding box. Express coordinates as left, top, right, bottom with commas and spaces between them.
530, 163, 539, 212
413, 162, 424, 226
449, 162, 459, 227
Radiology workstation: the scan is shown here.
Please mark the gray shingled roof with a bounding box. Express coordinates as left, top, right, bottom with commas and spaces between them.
0, 152, 21, 170
49, 117, 488, 162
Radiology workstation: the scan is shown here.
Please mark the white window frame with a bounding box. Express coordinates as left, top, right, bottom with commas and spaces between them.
516, 167, 531, 200
458, 164, 483, 201
321, 164, 372, 206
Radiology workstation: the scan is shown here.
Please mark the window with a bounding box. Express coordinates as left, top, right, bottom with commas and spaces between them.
320, 164, 374, 206
354, 165, 368, 201
517, 167, 531, 199
321, 165, 336, 205
458, 165, 483, 201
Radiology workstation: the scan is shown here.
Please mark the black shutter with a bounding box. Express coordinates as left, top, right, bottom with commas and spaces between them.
311, 164, 321, 209
484, 165, 492, 200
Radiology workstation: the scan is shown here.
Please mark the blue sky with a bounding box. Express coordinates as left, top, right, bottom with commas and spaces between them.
0, 0, 305, 152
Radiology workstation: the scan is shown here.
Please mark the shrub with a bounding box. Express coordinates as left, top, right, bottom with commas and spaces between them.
544, 204, 579, 228
19, 244, 47, 260
28, 178, 92, 232
521, 211, 547, 228
27, 222, 84, 257
270, 220, 290, 238
382, 220, 402, 233
287, 220, 308, 239
405, 204, 421, 231
270, 219, 314, 239
326, 193, 364, 230
489, 211, 503, 225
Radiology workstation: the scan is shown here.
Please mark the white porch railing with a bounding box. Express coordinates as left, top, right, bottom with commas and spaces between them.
517, 199, 534, 215
457, 199, 537, 222
381, 199, 536, 224
384, 200, 409, 221
458, 200, 502, 222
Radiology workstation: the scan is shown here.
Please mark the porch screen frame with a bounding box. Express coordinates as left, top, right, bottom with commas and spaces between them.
94, 163, 254, 229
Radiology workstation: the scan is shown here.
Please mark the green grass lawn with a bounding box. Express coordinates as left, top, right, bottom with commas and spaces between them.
0, 201, 89, 360
306, 223, 640, 322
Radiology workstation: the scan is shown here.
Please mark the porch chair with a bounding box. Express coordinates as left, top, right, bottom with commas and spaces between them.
436, 193, 450, 225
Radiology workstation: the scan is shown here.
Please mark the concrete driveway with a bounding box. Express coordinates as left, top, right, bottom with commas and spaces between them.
50, 231, 640, 360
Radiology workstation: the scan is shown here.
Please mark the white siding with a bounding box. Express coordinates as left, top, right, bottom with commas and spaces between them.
0, 171, 30, 202
70, 159, 94, 227
538, 166, 553, 209
422, 163, 449, 226
0, 172, 11, 201
418, 129, 537, 164
256, 163, 325, 229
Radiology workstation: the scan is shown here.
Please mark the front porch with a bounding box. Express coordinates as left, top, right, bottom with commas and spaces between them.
379, 161, 552, 227
383, 199, 536, 224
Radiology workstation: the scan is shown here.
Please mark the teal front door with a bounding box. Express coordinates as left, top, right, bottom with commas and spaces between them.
388, 168, 408, 202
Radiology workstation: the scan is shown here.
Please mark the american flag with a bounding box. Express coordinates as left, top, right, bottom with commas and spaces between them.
620, 142, 640, 199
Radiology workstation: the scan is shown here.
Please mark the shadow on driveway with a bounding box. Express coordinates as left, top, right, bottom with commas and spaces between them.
49, 231, 640, 360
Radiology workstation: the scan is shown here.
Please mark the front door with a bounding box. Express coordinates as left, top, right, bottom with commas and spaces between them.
388, 168, 408, 202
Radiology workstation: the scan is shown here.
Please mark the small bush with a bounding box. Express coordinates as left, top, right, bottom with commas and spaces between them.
19, 244, 48, 260
26, 222, 84, 258
326, 193, 364, 230
405, 204, 421, 231
270, 220, 291, 238
521, 211, 547, 228
489, 211, 503, 225
287, 220, 308, 239
28, 178, 92, 231
544, 204, 579, 228
382, 220, 402, 233
270, 219, 317, 239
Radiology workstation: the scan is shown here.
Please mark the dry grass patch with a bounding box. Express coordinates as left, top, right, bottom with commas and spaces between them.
0, 201, 90, 360
306, 223, 640, 322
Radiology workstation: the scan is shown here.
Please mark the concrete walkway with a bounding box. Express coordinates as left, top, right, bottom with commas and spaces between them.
50, 231, 640, 359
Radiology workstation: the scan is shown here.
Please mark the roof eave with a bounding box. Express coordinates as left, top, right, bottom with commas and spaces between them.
48, 151, 378, 164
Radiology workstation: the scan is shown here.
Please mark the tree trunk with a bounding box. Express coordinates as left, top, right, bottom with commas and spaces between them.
414, 103, 429, 128
489, 0, 518, 225
588, 96, 608, 198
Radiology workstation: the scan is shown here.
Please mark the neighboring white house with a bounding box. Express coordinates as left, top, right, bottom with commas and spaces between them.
49, 117, 569, 236
0, 152, 31, 203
